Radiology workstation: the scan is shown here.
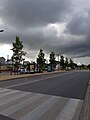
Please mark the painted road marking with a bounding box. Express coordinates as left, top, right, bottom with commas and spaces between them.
0, 88, 83, 120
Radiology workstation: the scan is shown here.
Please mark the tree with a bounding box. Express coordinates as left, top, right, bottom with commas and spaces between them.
49, 52, 56, 68
60, 55, 65, 70
74, 63, 78, 68
37, 49, 46, 71
69, 59, 74, 69
87, 64, 90, 70
65, 58, 69, 68
81, 64, 88, 70
11, 36, 26, 74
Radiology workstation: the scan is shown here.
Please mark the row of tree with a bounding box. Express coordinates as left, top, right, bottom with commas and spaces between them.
11, 36, 88, 72
37, 49, 76, 70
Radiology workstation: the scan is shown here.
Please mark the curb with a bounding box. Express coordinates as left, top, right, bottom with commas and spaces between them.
0, 71, 62, 82
79, 79, 90, 120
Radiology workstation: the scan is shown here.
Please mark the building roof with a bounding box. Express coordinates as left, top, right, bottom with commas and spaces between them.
0, 57, 5, 60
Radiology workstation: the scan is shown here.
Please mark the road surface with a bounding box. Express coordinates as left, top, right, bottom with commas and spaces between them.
0, 70, 90, 120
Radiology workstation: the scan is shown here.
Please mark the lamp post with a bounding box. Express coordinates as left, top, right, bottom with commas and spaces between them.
0, 29, 4, 73
0, 30, 4, 32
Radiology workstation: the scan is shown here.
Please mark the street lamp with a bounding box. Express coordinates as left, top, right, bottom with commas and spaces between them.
0, 29, 4, 73
0, 30, 4, 32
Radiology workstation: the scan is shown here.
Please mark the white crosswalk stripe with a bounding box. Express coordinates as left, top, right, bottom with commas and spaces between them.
0, 88, 83, 120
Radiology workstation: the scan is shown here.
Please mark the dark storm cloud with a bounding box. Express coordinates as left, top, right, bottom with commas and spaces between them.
0, 0, 90, 63
66, 10, 90, 35
0, 0, 71, 28
0, 0, 72, 50
63, 8, 90, 58
0, 0, 72, 51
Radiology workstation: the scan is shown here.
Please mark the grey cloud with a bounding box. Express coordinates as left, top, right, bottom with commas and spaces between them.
66, 10, 90, 35
0, 0, 90, 63
1, 24, 90, 60
43, 33, 90, 59
0, 0, 72, 28
63, 8, 90, 58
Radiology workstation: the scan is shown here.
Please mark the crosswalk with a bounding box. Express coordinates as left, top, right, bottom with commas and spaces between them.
0, 88, 83, 120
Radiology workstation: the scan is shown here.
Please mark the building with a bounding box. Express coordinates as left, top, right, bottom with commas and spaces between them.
0, 57, 5, 72
6, 59, 13, 65
0, 57, 5, 65
0, 58, 13, 71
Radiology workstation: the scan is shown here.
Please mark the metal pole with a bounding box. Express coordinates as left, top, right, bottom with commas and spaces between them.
0, 30, 4, 32
0, 29, 4, 72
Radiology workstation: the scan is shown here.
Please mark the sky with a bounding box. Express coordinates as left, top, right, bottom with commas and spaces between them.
0, 0, 90, 65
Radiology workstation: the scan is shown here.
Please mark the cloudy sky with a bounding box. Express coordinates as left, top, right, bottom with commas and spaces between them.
0, 0, 90, 64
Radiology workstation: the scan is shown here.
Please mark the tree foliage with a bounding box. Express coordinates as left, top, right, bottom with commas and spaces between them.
11, 36, 26, 71
60, 55, 65, 69
81, 64, 88, 70
37, 49, 46, 71
87, 64, 90, 70
65, 58, 69, 67
49, 52, 56, 67
69, 59, 75, 69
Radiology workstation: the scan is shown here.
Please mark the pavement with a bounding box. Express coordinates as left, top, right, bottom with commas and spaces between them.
79, 78, 90, 120
0, 70, 90, 120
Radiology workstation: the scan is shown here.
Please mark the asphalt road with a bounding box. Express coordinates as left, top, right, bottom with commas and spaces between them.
0, 70, 90, 100
0, 70, 90, 120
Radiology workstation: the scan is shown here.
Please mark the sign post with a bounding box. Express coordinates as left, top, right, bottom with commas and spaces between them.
30, 63, 35, 73
47, 64, 52, 72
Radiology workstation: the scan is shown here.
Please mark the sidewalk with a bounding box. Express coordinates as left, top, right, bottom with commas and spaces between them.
79, 79, 90, 120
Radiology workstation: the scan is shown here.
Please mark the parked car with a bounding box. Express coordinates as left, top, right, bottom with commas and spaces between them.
20, 68, 30, 74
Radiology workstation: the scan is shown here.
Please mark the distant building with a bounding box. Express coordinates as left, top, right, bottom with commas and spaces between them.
0, 57, 5, 65
23, 61, 30, 70
6, 59, 13, 65
23, 61, 30, 65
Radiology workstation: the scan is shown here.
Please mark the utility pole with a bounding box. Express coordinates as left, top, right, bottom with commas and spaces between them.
0, 29, 4, 73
